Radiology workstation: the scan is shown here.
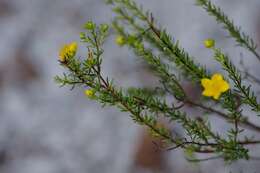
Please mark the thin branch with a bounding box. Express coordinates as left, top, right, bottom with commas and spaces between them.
186, 155, 222, 162
185, 99, 260, 132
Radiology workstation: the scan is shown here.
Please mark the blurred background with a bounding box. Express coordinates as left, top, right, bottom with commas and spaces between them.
0, 0, 260, 172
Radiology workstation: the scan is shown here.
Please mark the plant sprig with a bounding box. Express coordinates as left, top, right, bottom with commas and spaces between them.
214, 48, 260, 112
55, 0, 260, 163
196, 0, 260, 62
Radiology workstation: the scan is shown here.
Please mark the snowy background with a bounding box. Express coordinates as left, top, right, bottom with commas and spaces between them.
0, 0, 260, 172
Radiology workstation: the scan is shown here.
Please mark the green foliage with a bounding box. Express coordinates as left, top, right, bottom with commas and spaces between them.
196, 0, 260, 62
214, 49, 260, 112
109, 0, 209, 82
55, 0, 260, 164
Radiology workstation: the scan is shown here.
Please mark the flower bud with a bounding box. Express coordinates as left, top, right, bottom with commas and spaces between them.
115, 35, 125, 46
204, 39, 215, 48
85, 89, 95, 98
84, 21, 96, 30
100, 24, 109, 33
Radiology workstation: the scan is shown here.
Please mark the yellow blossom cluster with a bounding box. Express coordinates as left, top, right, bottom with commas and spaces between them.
59, 42, 78, 62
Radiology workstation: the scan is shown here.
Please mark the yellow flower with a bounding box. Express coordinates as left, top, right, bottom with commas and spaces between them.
115, 35, 125, 46
84, 89, 95, 98
201, 73, 230, 100
59, 42, 78, 62
204, 39, 215, 48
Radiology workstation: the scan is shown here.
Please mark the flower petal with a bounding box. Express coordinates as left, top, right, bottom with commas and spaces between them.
69, 42, 78, 52
211, 73, 223, 81
202, 89, 213, 97
213, 92, 221, 100
59, 44, 69, 62
220, 81, 230, 92
68, 42, 78, 57
201, 78, 211, 88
